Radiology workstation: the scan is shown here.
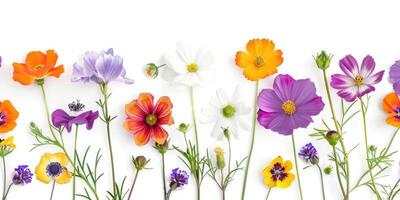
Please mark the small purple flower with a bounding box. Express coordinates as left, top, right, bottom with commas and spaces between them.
257, 74, 325, 135
51, 101, 99, 132
169, 168, 189, 189
298, 143, 319, 164
13, 165, 33, 185
389, 60, 400, 95
72, 48, 134, 85
330, 55, 384, 102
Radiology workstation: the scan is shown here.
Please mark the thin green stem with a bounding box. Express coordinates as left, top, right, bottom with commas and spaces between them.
227, 138, 232, 175
291, 134, 303, 200
49, 180, 56, 200
127, 170, 140, 200
317, 164, 326, 200
359, 97, 381, 200
241, 80, 259, 200
332, 147, 346, 196
220, 169, 225, 200
2, 184, 12, 200
190, 86, 201, 200
162, 153, 167, 200
2, 157, 6, 200
39, 84, 58, 141
72, 125, 79, 200
265, 188, 271, 200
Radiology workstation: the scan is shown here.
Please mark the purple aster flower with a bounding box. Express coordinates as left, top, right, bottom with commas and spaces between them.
389, 60, 400, 95
72, 48, 134, 85
51, 100, 99, 132
298, 143, 319, 164
257, 74, 325, 135
330, 55, 384, 102
169, 168, 189, 189
13, 165, 33, 185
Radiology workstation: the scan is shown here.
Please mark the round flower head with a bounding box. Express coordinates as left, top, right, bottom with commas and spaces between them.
13, 165, 33, 185
235, 38, 283, 81
162, 42, 214, 86
330, 55, 384, 102
382, 92, 400, 127
169, 168, 189, 189
12, 50, 64, 85
0, 100, 19, 133
262, 156, 295, 189
257, 74, 324, 135
298, 143, 319, 165
124, 93, 174, 146
35, 152, 72, 184
201, 86, 250, 139
72, 48, 134, 85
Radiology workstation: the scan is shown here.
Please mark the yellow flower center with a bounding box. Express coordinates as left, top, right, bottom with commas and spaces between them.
354, 75, 364, 86
222, 105, 235, 118
145, 114, 157, 126
282, 100, 296, 115
35, 65, 44, 70
187, 63, 198, 73
255, 57, 265, 67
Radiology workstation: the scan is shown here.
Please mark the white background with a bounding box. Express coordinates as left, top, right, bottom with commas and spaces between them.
0, 0, 400, 199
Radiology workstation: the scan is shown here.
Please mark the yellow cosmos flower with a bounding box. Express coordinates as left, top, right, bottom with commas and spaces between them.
35, 152, 72, 184
0, 136, 16, 149
262, 156, 295, 189
235, 39, 283, 81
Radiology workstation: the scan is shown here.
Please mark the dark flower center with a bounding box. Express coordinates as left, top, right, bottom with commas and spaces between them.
222, 105, 236, 118
145, 114, 157, 126
395, 107, 400, 119
282, 100, 296, 115
270, 163, 288, 181
34, 65, 44, 70
46, 162, 63, 178
68, 100, 85, 112
255, 57, 265, 67
0, 112, 6, 126
354, 75, 364, 86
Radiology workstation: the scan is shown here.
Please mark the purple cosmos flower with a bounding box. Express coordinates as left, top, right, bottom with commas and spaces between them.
257, 74, 324, 135
51, 100, 99, 132
13, 165, 33, 185
389, 60, 400, 95
72, 48, 134, 85
169, 168, 189, 189
298, 143, 319, 164
330, 55, 384, 102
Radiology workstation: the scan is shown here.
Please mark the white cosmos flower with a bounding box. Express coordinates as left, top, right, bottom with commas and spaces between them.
162, 42, 214, 86
201, 86, 250, 139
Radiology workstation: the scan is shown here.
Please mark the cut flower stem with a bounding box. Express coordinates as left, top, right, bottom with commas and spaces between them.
291, 134, 304, 200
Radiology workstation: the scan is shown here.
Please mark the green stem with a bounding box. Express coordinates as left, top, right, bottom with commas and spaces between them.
241, 80, 259, 200
127, 170, 140, 200
49, 180, 56, 200
39, 84, 58, 141
359, 97, 381, 200
317, 164, 326, 200
72, 125, 79, 200
100, 83, 117, 195
220, 169, 225, 200
227, 138, 232, 175
190, 86, 201, 200
291, 134, 303, 200
332, 147, 346, 196
265, 188, 271, 200
2, 184, 12, 200
2, 157, 6, 200
162, 153, 167, 200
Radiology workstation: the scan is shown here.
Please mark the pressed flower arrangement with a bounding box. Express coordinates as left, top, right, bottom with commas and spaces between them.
1, 38, 400, 200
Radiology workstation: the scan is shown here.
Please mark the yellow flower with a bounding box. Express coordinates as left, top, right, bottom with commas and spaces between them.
214, 147, 225, 169
262, 156, 295, 189
35, 152, 72, 184
235, 38, 283, 81
0, 136, 16, 149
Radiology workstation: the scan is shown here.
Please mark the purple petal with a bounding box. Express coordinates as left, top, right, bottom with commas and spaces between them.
95, 54, 123, 83
288, 113, 313, 131
85, 111, 99, 130
364, 70, 384, 85
117, 68, 134, 84
0, 56, 2, 67
359, 55, 375, 78
291, 78, 318, 105
272, 74, 295, 101
337, 86, 359, 102
258, 89, 283, 112
106, 48, 114, 55
339, 55, 359, 78
296, 97, 324, 116
51, 109, 73, 132
330, 74, 354, 89
258, 110, 295, 135
389, 61, 400, 84
357, 84, 375, 98
394, 81, 400, 95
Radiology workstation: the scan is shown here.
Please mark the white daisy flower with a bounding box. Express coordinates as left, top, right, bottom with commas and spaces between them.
201, 86, 250, 139
162, 42, 214, 86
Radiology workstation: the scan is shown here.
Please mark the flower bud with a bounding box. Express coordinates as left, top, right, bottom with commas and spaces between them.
145, 63, 159, 79
369, 145, 377, 152
310, 156, 319, 165
223, 128, 230, 140
155, 140, 169, 154
324, 166, 332, 175
214, 147, 225, 170
178, 123, 190, 133
132, 155, 149, 171
326, 130, 340, 146
314, 51, 333, 70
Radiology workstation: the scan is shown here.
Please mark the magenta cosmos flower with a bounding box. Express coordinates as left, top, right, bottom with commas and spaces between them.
257, 74, 324, 135
330, 55, 384, 102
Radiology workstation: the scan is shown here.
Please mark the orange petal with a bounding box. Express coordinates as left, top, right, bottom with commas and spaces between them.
246, 39, 275, 57
12, 65, 35, 85
383, 92, 400, 113
47, 65, 64, 78
152, 126, 168, 144
124, 118, 146, 134
133, 127, 151, 146
262, 49, 284, 69
137, 93, 154, 113
235, 51, 255, 69
155, 96, 173, 118
46, 50, 58, 67
25, 51, 46, 69
242, 65, 261, 81
125, 100, 146, 119
158, 113, 174, 125
0, 100, 19, 121
0, 121, 16, 133
386, 114, 400, 127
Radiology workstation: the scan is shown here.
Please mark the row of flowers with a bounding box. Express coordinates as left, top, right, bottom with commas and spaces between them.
0, 38, 400, 200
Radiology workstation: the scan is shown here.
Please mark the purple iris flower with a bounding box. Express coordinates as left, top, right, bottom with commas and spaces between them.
389, 60, 400, 95
330, 55, 384, 102
13, 165, 33, 185
169, 168, 189, 189
298, 143, 319, 164
72, 48, 134, 85
257, 74, 325, 135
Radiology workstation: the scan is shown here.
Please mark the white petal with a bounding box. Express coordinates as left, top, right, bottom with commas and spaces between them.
196, 50, 214, 69
162, 66, 179, 82
176, 42, 192, 64
200, 107, 219, 123
211, 121, 224, 140
236, 116, 250, 131
230, 85, 243, 105
173, 73, 200, 86
196, 69, 215, 85
234, 102, 251, 115
215, 89, 229, 107
228, 121, 239, 139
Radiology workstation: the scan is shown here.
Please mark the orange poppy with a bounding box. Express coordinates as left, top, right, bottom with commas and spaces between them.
124, 93, 174, 146
0, 100, 19, 133
12, 50, 64, 85
235, 39, 283, 81
383, 92, 400, 127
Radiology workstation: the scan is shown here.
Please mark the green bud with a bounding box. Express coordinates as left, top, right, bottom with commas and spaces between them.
314, 51, 333, 70
132, 155, 150, 171
154, 140, 169, 154
326, 130, 340, 146
214, 147, 225, 170
223, 128, 231, 140
324, 166, 332, 175
178, 123, 190, 133
310, 156, 319, 165
369, 145, 377, 152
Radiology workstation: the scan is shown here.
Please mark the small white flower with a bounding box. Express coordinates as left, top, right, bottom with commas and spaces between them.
201, 86, 250, 139
162, 42, 214, 86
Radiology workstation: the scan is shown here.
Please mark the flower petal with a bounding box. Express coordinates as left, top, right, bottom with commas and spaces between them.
383, 92, 400, 113
330, 74, 354, 89
258, 89, 283, 112
359, 55, 375, 78
364, 70, 384, 85
296, 97, 324, 116
273, 74, 295, 101
337, 86, 359, 102
152, 126, 168, 144
339, 55, 359, 78
133, 127, 151, 146
137, 93, 154, 114
389, 61, 400, 84
154, 96, 173, 119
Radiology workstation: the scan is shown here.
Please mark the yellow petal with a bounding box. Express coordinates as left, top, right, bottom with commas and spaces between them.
55, 169, 72, 184
276, 173, 295, 189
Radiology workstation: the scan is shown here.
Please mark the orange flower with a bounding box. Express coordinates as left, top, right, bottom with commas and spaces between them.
235, 39, 283, 81
0, 100, 19, 133
383, 92, 400, 127
12, 50, 64, 85
124, 93, 174, 146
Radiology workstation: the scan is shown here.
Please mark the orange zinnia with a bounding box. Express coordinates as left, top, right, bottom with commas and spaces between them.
124, 93, 174, 146
235, 39, 283, 81
13, 50, 64, 85
383, 92, 400, 127
0, 100, 19, 133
